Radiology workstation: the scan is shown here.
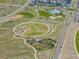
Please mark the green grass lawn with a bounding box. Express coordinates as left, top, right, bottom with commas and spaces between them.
18, 7, 35, 19
38, 10, 65, 21
16, 23, 49, 37
39, 10, 53, 18
75, 31, 79, 54
19, 12, 34, 18
23, 23, 49, 37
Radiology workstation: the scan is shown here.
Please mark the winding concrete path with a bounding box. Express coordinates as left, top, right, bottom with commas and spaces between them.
13, 33, 38, 59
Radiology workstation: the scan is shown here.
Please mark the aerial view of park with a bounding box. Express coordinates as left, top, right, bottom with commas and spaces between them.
0, 0, 79, 59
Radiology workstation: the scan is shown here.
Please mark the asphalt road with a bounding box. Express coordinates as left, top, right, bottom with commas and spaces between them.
52, 12, 76, 59
52, 24, 68, 59
52, 14, 70, 59
52, 13, 75, 59
52, 0, 78, 58
59, 21, 79, 59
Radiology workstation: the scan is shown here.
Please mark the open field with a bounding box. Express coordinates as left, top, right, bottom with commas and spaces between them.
0, 5, 67, 59
0, 20, 63, 59
0, 28, 35, 59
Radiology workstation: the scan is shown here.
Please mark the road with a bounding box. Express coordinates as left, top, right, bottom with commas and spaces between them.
0, 0, 30, 22
52, 12, 75, 59
52, 0, 78, 59
59, 21, 79, 59
59, 11, 79, 59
